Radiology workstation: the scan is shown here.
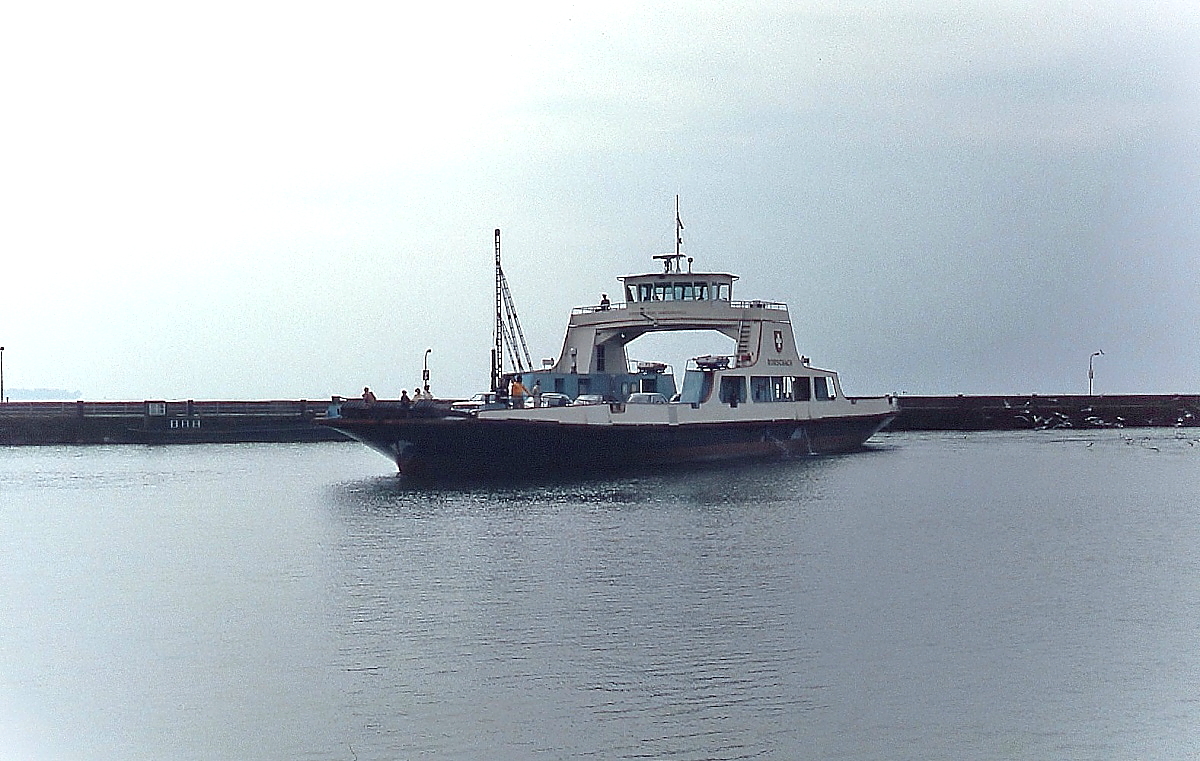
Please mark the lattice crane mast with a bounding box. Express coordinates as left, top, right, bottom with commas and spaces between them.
491, 229, 533, 392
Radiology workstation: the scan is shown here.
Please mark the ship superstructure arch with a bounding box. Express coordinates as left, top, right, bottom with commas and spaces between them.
549, 265, 802, 377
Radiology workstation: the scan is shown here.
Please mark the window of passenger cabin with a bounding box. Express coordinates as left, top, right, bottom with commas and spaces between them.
751, 376, 771, 402
639, 283, 654, 302
773, 376, 792, 401
814, 376, 833, 400
719, 376, 746, 404
697, 283, 709, 300
716, 283, 731, 300
794, 376, 812, 401
751, 376, 799, 402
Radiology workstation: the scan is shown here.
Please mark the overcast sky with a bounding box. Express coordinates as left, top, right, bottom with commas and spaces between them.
2, 1, 1197, 400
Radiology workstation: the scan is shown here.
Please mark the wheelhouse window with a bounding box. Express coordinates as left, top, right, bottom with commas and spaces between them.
634, 281, 723, 302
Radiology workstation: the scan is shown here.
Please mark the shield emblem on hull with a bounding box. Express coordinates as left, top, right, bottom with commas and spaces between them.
774, 330, 784, 353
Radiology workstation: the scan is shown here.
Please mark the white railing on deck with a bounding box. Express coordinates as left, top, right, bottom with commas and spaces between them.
572, 299, 787, 315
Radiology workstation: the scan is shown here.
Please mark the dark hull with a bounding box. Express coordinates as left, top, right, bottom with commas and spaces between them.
321, 412, 895, 478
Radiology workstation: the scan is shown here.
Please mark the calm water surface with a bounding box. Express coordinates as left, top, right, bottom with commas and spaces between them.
2, 430, 1199, 760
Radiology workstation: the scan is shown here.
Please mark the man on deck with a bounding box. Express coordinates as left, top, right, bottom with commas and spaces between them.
510, 376, 528, 408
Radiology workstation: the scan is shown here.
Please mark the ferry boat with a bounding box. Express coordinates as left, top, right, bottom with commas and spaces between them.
323, 229, 897, 478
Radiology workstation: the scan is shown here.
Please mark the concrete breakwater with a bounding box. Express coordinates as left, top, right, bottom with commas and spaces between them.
1, 394, 1197, 445
890, 394, 1200, 431
0, 399, 349, 445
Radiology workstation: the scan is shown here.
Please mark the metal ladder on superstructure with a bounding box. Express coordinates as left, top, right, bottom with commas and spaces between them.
735, 320, 753, 364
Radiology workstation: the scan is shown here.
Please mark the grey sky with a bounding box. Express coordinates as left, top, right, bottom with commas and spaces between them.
2, 2, 1197, 400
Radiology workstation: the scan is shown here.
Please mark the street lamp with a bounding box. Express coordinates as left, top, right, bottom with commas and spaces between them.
423, 348, 432, 395
1088, 350, 1103, 396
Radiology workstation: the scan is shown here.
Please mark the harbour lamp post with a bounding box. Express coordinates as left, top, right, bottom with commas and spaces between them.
423, 348, 432, 395
1088, 350, 1103, 396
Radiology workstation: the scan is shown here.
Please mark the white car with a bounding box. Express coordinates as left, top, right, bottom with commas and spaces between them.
626, 392, 669, 405
571, 394, 607, 406
451, 392, 506, 413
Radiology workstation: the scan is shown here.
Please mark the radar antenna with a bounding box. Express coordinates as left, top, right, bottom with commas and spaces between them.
653, 195, 688, 273
675, 194, 684, 257
492, 229, 534, 391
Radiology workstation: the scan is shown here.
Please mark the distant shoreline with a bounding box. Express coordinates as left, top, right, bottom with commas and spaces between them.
3, 388, 82, 402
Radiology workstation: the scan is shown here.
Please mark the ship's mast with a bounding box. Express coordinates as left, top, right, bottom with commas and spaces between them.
675, 194, 683, 257
655, 195, 687, 273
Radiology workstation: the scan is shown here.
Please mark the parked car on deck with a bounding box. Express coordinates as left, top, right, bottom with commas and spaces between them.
571, 394, 606, 406
626, 392, 669, 405
451, 392, 506, 414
